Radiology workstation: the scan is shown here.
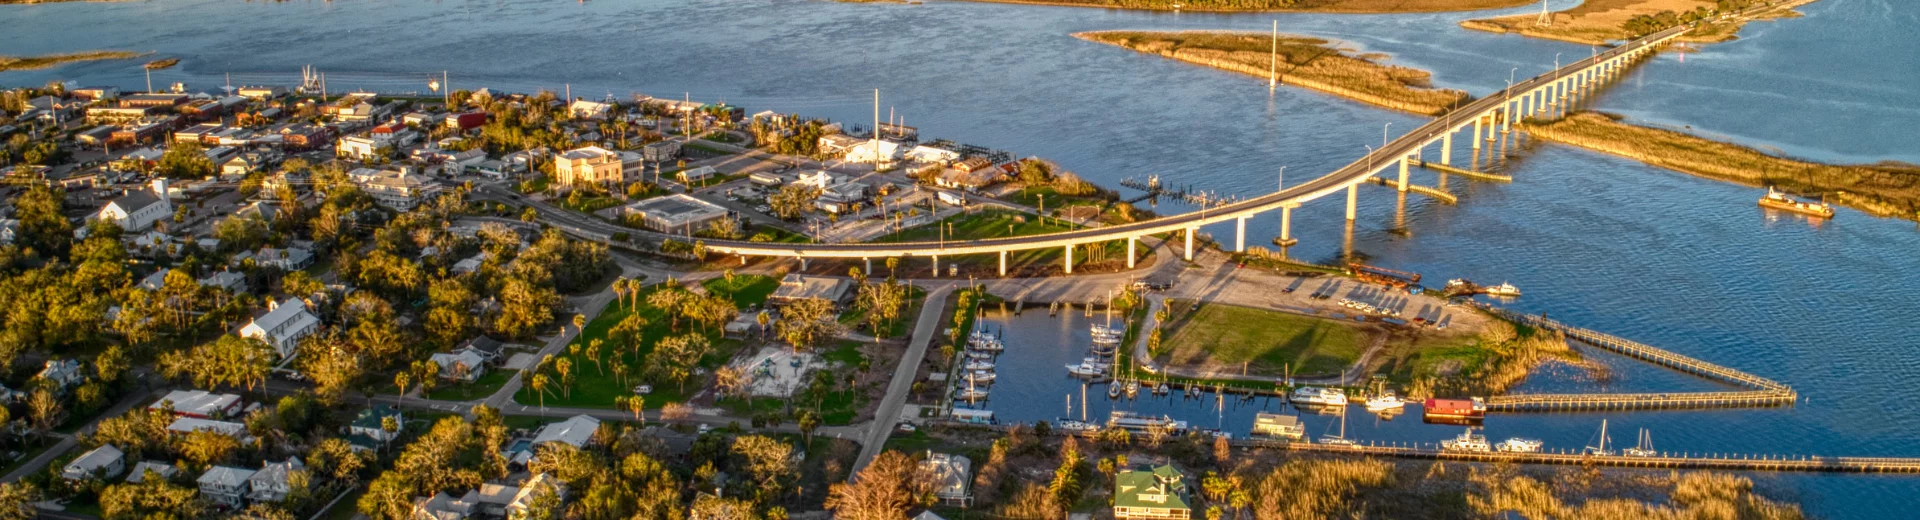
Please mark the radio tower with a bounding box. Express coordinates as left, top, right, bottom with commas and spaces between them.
1536, 0, 1552, 26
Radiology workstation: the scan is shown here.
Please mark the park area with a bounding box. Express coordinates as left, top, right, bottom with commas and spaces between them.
1157, 300, 1370, 377
512, 274, 779, 409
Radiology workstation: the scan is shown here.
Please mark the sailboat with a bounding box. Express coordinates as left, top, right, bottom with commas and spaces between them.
1622, 428, 1657, 457
1583, 419, 1614, 456
1317, 405, 1357, 447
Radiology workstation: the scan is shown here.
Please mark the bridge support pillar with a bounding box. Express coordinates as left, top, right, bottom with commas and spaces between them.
1126, 236, 1136, 268
1346, 184, 1358, 221
742, 255, 749, 266
1441, 133, 1453, 166
801, 257, 809, 270
932, 255, 939, 277
864, 257, 871, 275
1502, 104, 1513, 133
1064, 245, 1073, 274
1279, 206, 1294, 245
1396, 156, 1410, 192
999, 251, 1007, 277
1184, 227, 1195, 261
1235, 216, 1247, 252
1472, 117, 1483, 150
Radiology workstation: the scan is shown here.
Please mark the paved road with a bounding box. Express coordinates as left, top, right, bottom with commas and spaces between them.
850, 283, 955, 475
3, 387, 158, 484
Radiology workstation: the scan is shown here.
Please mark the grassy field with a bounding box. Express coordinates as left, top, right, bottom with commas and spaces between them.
1076, 31, 1469, 115
0, 50, 145, 72
424, 369, 512, 401
1459, 0, 1813, 44
1527, 111, 1920, 221
871, 209, 1146, 276
958, 0, 1529, 14
513, 275, 777, 409
1158, 300, 1366, 376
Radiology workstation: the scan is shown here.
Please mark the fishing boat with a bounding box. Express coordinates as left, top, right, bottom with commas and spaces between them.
1365, 391, 1406, 412
1090, 341, 1117, 356
1496, 437, 1544, 453
1054, 419, 1098, 433
1757, 187, 1835, 218
1441, 428, 1492, 453
1583, 419, 1614, 457
1482, 282, 1521, 297
964, 360, 996, 371
1066, 357, 1109, 377
1290, 386, 1349, 407
1106, 411, 1188, 433
1622, 428, 1657, 457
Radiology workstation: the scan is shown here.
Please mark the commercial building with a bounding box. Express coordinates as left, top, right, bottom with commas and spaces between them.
150, 389, 243, 419
617, 194, 730, 234
554, 146, 641, 188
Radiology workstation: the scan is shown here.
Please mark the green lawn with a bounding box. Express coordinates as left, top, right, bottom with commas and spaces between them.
514, 276, 777, 409
425, 369, 512, 401
1160, 300, 1366, 376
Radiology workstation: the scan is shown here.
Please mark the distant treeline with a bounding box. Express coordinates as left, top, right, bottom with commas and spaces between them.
1623, 0, 1766, 36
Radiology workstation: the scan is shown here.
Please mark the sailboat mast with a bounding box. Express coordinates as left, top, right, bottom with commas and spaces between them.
1269, 20, 1278, 90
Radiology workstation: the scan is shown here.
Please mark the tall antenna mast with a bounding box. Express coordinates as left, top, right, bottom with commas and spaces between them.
871, 89, 880, 155
1536, 0, 1551, 26
1269, 20, 1278, 91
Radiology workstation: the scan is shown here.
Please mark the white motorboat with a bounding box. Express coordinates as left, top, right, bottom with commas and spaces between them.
1441, 428, 1492, 453
1124, 379, 1139, 398
1107, 384, 1122, 399
1054, 419, 1098, 433
966, 370, 997, 383
1483, 282, 1521, 297
953, 387, 989, 400
1365, 391, 1406, 412
1622, 428, 1657, 457
964, 360, 996, 371
1291, 386, 1349, 407
1496, 438, 1544, 453
1066, 362, 1106, 377
969, 340, 1004, 352
966, 350, 995, 360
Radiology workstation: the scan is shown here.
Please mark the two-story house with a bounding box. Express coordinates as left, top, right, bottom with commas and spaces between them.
238, 297, 320, 359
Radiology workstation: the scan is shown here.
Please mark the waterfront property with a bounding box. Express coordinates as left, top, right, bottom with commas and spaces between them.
920, 452, 974, 506
555, 145, 643, 189
1114, 465, 1191, 520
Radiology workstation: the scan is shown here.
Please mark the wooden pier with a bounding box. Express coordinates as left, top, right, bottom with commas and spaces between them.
1476, 306, 1797, 412
1416, 159, 1513, 183
1233, 439, 1920, 474
1368, 177, 1459, 204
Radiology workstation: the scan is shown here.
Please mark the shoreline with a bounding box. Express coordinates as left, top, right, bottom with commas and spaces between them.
0, 50, 148, 73
1460, 0, 1821, 46
1074, 30, 1468, 116
1524, 112, 1920, 221
944, 0, 1532, 14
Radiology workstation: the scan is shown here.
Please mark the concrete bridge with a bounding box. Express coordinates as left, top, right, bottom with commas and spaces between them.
667, 24, 1695, 275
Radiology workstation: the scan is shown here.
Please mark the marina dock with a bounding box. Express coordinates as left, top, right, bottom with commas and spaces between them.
1479, 306, 1797, 412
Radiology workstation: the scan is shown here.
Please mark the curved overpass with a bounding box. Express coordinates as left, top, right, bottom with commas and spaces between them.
577, 25, 1692, 265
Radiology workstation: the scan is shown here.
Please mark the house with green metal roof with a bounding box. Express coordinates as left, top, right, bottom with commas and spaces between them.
1114, 464, 1191, 520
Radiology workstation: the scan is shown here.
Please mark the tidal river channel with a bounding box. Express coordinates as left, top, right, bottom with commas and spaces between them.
4, 0, 1917, 516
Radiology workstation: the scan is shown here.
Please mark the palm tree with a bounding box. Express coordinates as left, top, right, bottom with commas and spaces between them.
529, 374, 551, 409
554, 358, 574, 400
885, 257, 899, 279
573, 313, 587, 334
756, 311, 771, 339
612, 277, 630, 311
394, 372, 411, 405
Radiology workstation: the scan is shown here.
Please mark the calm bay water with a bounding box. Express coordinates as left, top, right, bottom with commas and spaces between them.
4, 0, 1917, 516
